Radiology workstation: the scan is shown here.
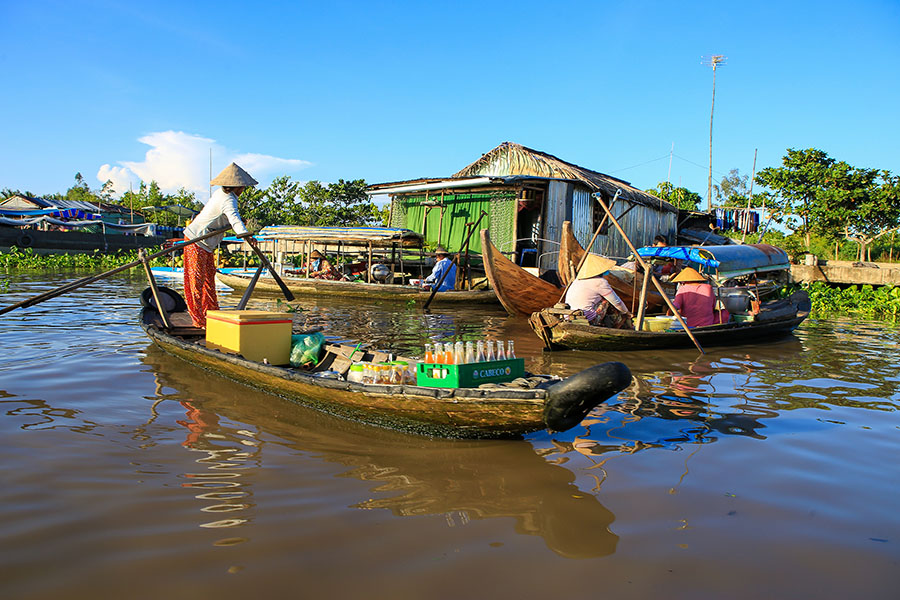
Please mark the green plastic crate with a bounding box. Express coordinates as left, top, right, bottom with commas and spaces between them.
416, 358, 525, 388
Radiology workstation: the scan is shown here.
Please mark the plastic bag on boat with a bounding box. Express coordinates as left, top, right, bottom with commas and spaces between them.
290, 332, 325, 367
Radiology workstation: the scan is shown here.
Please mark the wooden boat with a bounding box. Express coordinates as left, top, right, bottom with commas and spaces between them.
215, 269, 499, 305
556, 221, 666, 309
529, 291, 811, 351
480, 226, 662, 317
480, 229, 562, 316
140, 288, 632, 438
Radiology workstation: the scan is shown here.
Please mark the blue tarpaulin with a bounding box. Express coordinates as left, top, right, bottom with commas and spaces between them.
637, 244, 790, 280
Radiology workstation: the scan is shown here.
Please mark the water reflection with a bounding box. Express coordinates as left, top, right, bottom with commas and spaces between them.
141, 345, 619, 558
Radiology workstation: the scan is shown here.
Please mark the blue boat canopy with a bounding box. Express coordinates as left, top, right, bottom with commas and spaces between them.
636, 244, 790, 280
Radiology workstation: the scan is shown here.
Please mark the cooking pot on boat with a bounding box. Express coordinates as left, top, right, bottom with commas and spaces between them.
370, 263, 391, 283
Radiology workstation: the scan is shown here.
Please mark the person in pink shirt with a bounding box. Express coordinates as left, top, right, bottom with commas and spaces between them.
668, 267, 729, 327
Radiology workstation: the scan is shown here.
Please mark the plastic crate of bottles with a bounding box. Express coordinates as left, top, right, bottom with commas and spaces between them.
416, 358, 525, 388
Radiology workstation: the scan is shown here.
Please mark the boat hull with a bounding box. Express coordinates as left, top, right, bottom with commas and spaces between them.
141, 306, 632, 438
530, 305, 809, 351
215, 271, 499, 305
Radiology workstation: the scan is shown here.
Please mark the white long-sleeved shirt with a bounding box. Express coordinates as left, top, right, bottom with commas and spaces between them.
183, 188, 248, 252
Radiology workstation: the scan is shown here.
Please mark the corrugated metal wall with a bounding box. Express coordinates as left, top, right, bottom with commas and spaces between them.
588, 197, 678, 260
571, 187, 594, 245
541, 181, 572, 271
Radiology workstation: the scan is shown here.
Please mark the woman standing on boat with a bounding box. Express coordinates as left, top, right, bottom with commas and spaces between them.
182, 163, 259, 327
564, 254, 633, 329
668, 267, 729, 327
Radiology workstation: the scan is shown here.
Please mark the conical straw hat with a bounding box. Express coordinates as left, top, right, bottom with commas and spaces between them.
576, 254, 617, 280
671, 266, 707, 283
210, 163, 258, 187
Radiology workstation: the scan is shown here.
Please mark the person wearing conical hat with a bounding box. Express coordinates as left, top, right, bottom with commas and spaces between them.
564, 254, 633, 329
422, 245, 457, 292
667, 267, 729, 328
182, 162, 259, 327
305, 249, 342, 280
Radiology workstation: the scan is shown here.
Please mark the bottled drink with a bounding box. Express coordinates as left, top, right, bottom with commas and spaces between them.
507, 340, 516, 359
496, 340, 506, 360
485, 339, 495, 361
465, 341, 475, 364
424, 343, 434, 364
475, 340, 486, 362
433, 342, 444, 364
444, 343, 455, 365
348, 363, 365, 383
454, 341, 465, 365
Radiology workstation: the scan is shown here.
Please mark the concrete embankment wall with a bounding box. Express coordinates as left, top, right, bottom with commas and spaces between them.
791, 260, 900, 286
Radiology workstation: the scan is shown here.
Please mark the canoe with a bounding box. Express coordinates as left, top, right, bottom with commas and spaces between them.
480, 229, 562, 316
529, 291, 811, 351
480, 226, 663, 317
215, 270, 499, 305
140, 287, 632, 438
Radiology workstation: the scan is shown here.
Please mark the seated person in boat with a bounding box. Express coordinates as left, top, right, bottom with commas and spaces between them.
422, 246, 457, 292
667, 267, 730, 327
564, 254, 633, 329
303, 249, 343, 280
650, 234, 678, 279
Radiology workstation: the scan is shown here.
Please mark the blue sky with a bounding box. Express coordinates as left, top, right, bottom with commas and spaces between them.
1, 0, 898, 204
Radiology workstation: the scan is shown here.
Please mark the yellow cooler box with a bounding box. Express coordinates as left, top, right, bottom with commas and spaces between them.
205, 310, 293, 365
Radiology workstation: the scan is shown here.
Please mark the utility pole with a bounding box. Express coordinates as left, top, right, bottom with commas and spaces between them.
703, 54, 726, 211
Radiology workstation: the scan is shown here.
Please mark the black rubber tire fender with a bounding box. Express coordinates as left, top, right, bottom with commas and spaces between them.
543, 361, 632, 432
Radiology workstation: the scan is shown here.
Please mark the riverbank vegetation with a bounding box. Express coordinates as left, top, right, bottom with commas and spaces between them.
647, 148, 900, 264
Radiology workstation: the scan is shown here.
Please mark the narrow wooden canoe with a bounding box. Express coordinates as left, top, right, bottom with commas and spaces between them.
529, 292, 811, 351
481, 226, 663, 317
481, 229, 562, 316
215, 270, 499, 305
141, 289, 632, 438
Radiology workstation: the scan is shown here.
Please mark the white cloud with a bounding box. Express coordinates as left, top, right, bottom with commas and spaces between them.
97, 131, 312, 201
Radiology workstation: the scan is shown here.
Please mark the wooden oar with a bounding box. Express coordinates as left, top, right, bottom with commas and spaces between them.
423, 210, 486, 310
236, 263, 265, 310
0, 227, 231, 316
594, 193, 704, 354
239, 233, 295, 302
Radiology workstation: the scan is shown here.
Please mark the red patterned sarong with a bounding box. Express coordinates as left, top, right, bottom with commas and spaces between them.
183, 242, 219, 327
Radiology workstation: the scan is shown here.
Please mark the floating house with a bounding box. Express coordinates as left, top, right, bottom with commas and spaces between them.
368, 142, 678, 271
0, 194, 171, 253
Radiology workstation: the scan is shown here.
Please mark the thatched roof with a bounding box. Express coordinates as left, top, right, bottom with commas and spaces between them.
453, 141, 676, 213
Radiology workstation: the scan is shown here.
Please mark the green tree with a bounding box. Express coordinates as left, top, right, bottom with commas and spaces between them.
238, 176, 378, 228
645, 181, 703, 210
755, 148, 900, 255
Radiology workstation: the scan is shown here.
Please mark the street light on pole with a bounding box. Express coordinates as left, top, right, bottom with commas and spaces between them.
702, 54, 726, 212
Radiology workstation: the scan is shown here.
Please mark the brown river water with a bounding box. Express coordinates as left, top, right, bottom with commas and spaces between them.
1, 272, 898, 599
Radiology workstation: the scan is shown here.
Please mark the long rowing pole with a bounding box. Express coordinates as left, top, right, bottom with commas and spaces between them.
422, 210, 487, 310
237, 233, 295, 302
593, 192, 705, 354
0, 227, 233, 316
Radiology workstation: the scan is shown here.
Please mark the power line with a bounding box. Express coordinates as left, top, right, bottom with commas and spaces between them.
608, 154, 671, 174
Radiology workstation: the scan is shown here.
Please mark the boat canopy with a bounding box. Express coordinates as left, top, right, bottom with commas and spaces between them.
257, 226, 424, 247
636, 244, 790, 281
0, 207, 102, 220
